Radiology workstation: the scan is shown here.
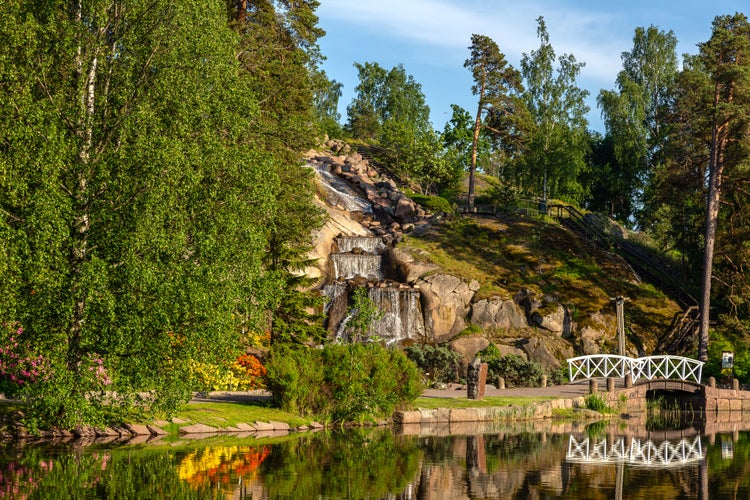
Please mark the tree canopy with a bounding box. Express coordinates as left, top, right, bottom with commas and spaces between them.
0, 0, 324, 426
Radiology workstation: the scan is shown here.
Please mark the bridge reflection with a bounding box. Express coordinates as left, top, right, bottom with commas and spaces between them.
566, 434, 704, 467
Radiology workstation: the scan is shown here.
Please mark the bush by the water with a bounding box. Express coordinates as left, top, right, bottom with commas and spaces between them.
404, 344, 463, 385
264, 343, 422, 423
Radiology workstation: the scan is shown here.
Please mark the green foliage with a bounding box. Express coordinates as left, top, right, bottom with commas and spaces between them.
483, 353, 546, 388
404, 344, 463, 385
265, 344, 422, 422
464, 34, 527, 208
339, 287, 384, 343
405, 192, 455, 214
584, 392, 610, 413
518, 16, 590, 204
704, 322, 750, 383
0, 0, 326, 428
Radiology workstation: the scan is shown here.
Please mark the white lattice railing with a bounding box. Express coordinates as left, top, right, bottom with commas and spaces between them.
567, 355, 704, 384
568, 355, 633, 381
566, 435, 704, 467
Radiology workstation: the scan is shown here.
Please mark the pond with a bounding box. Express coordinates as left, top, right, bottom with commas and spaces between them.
2, 419, 750, 499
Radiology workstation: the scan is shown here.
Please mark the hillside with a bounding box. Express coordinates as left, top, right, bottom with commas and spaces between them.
308, 140, 684, 369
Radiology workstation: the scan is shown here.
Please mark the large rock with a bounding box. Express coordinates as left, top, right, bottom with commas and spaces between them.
449, 337, 490, 369
470, 298, 528, 332
417, 274, 479, 341
517, 337, 562, 370
530, 301, 573, 337
579, 312, 614, 354
394, 196, 418, 222
387, 246, 439, 284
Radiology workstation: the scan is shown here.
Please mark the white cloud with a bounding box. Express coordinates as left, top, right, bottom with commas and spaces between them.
318, 0, 630, 84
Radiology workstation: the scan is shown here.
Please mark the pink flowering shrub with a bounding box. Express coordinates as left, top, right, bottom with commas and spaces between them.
87, 356, 112, 387
0, 324, 51, 398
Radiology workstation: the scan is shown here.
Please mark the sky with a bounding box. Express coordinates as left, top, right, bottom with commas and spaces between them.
315, 0, 748, 134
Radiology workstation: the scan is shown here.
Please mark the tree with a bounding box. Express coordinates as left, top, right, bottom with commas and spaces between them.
464, 34, 525, 210
0, 0, 320, 427
346, 62, 432, 141
229, 0, 327, 346
519, 17, 590, 204
696, 14, 750, 361
598, 26, 679, 226
313, 70, 344, 136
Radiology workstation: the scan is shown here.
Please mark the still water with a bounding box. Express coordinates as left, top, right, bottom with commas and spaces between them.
1, 420, 749, 499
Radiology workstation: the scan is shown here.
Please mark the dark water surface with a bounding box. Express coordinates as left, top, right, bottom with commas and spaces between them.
2, 420, 749, 499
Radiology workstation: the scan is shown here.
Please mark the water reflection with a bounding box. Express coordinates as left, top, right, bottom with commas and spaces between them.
2, 422, 750, 498
566, 435, 704, 466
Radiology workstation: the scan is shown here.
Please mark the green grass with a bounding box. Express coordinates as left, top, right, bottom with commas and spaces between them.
412, 396, 556, 410
169, 401, 313, 430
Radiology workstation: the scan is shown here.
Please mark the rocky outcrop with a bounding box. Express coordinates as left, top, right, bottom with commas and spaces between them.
449, 337, 491, 369
307, 140, 627, 368
470, 298, 528, 332
387, 246, 439, 285
417, 274, 480, 341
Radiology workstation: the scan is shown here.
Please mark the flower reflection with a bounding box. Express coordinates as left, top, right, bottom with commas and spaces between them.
177, 445, 270, 493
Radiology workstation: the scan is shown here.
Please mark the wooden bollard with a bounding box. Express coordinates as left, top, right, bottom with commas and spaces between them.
624, 374, 632, 388
541, 375, 547, 388
733, 378, 740, 391
607, 377, 615, 392
589, 379, 598, 394
708, 376, 716, 388
497, 376, 505, 390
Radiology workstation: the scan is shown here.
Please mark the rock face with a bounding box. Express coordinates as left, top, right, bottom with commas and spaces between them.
470, 298, 528, 332
307, 140, 626, 369
417, 274, 480, 341
387, 246, 439, 285
449, 337, 491, 369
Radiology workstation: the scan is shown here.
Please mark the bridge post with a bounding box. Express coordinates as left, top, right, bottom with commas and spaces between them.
733, 378, 740, 391
708, 377, 716, 388
607, 377, 615, 392
589, 379, 598, 394
624, 374, 632, 388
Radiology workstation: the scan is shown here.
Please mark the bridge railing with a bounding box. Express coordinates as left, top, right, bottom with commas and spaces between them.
566, 435, 704, 467
631, 355, 703, 384
568, 355, 633, 382
567, 354, 704, 384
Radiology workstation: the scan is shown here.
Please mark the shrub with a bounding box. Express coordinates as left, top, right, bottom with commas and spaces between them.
406, 192, 454, 214
404, 344, 463, 385
231, 354, 267, 390
265, 344, 422, 422
483, 353, 546, 388
0, 323, 52, 399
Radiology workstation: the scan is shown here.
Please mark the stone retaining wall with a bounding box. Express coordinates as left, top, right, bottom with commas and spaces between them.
393, 397, 587, 425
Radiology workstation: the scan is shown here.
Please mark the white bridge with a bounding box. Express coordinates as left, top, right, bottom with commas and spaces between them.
567, 355, 704, 384
566, 435, 704, 467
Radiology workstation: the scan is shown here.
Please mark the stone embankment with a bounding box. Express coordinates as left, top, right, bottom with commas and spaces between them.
394, 396, 591, 427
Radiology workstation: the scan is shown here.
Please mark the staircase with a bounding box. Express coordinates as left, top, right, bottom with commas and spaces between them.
548, 204, 700, 354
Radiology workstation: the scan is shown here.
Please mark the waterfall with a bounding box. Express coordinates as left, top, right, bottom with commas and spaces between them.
330, 253, 385, 280
311, 163, 372, 214
368, 286, 426, 344
324, 234, 427, 346
335, 235, 386, 254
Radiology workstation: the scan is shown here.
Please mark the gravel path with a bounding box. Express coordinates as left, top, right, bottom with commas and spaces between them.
192, 379, 604, 404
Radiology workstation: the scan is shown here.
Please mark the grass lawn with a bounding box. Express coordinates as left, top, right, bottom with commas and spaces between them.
412, 396, 558, 410
167, 401, 313, 431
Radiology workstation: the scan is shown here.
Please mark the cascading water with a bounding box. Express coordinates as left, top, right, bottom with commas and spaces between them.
325, 235, 426, 345
312, 163, 373, 214
334, 235, 386, 254
330, 253, 385, 280
367, 286, 426, 344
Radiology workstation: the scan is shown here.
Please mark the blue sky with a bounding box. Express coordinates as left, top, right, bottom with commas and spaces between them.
316, 0, 747, 133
